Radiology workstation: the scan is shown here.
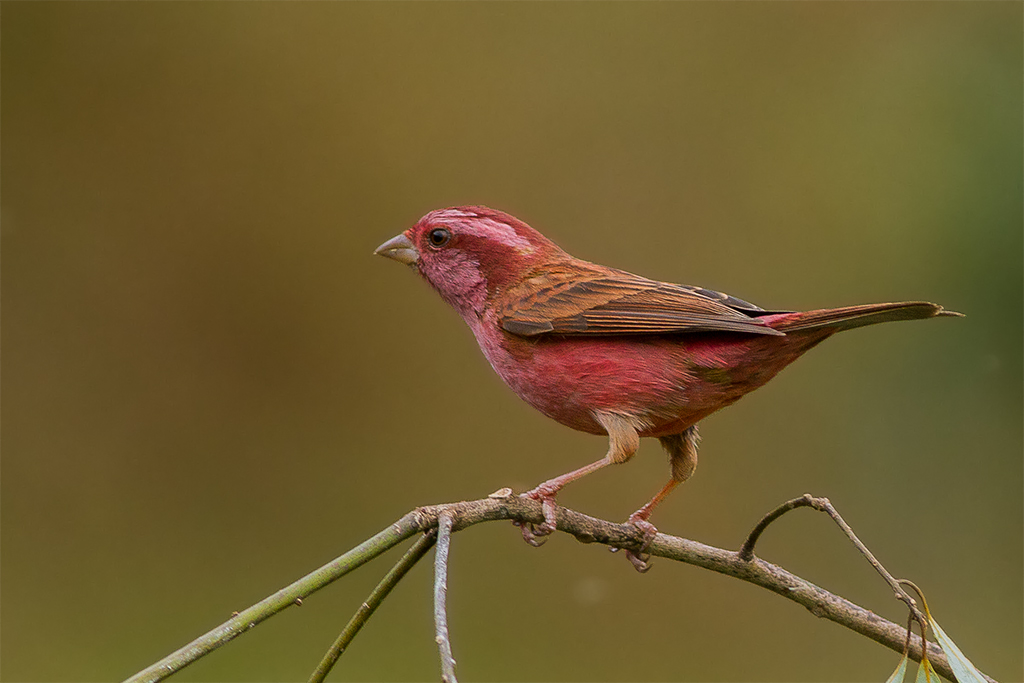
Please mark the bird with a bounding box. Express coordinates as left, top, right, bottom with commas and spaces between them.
375, 206, 961, 570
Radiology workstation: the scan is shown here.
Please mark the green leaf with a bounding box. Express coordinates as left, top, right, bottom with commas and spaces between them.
914, 657, 937, 683
930, 617, 987, 683
884, 653, 909, 683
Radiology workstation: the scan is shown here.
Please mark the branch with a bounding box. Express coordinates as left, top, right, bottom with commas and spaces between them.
123, 493, 996, 683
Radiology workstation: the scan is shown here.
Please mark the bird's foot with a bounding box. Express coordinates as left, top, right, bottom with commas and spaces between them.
613, 513, 658, 573
516, 483, 560, 546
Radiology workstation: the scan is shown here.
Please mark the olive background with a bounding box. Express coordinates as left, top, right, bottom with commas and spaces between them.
2, 3, 1021, 681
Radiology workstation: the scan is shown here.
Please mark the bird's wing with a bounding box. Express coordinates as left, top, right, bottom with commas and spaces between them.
498, 268, 786, 337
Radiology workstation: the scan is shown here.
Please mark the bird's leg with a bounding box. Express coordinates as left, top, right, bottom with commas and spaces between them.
518, 458, 612, 546
629, 425, 700, 525
519, 411, 641, 546
622, 425, 700, 572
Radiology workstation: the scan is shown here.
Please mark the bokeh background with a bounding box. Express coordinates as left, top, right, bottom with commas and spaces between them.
3, 3, 1021, 682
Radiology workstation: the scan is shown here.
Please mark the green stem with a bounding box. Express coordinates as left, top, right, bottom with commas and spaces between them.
308, 531, 437, 683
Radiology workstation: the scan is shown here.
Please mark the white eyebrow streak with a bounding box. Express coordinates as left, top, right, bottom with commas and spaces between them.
434, 209, 536, 253
433, 208, 477, 219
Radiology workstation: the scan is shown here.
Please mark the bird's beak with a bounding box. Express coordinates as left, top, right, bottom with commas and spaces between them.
374, 233, 419, 266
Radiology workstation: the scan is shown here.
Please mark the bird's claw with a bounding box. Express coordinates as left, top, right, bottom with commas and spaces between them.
517, 486, 560, 546
626, 550, 653, 573
621, 514, 658, 573
515, 519, 551, 546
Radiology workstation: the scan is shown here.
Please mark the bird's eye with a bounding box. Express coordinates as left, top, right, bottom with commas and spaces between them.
427, 228, 451, 248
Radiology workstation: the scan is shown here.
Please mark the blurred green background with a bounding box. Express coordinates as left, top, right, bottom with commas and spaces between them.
3, 2, 1021, 681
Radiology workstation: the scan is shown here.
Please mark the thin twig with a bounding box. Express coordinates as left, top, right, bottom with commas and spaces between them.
738, 493, 816, 561
123, 495, 997, 683
898, 580, 932, 651
739, 494, 927, 630
816, 498, 927, 628
904, 611, 916, 657
308, 531, 437, 683
434, 511, 458, 683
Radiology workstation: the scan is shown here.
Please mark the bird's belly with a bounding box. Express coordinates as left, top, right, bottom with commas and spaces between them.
471, 321, 833, 438
500, 336, 696, 434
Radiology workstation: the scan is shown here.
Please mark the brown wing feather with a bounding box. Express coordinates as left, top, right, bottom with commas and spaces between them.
498, 267, 784, 338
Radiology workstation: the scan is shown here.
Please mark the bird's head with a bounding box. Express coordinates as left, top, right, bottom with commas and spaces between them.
375, 206, 566, 319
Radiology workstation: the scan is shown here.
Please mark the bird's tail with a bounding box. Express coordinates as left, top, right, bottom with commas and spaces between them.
767, 301, 963, 334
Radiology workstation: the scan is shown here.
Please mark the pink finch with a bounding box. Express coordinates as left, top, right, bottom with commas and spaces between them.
375, 206, 961, 570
